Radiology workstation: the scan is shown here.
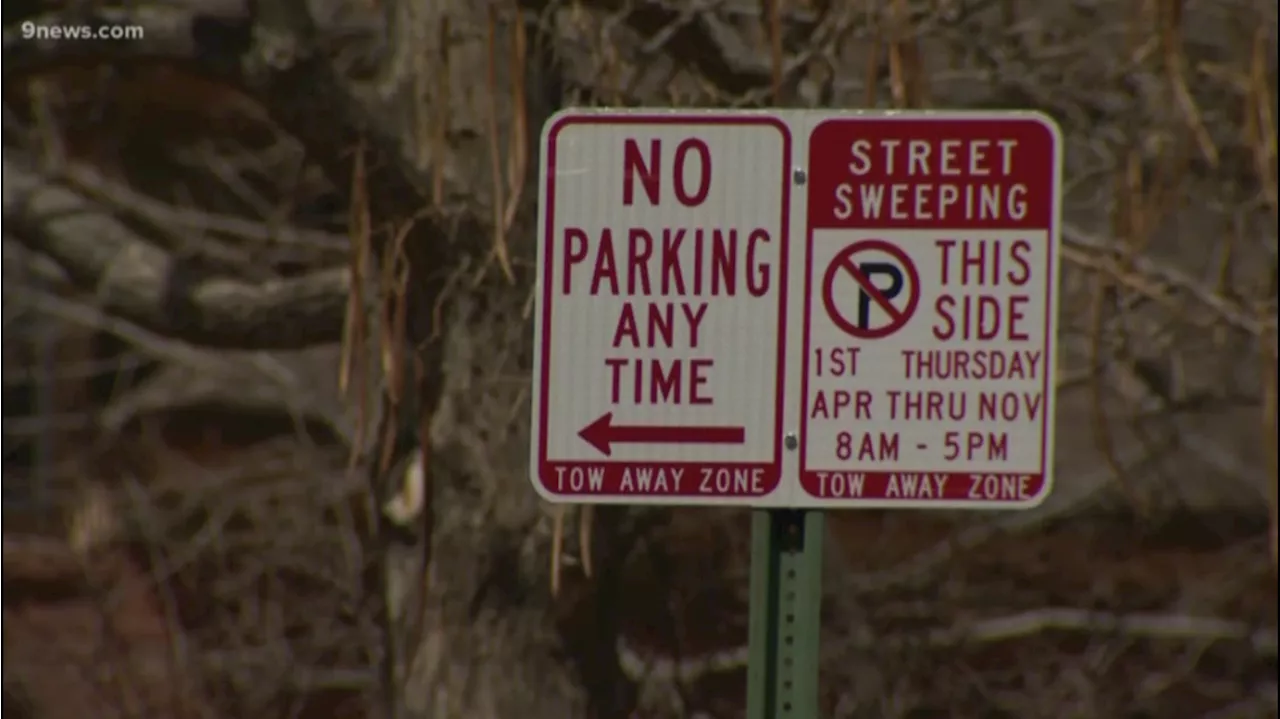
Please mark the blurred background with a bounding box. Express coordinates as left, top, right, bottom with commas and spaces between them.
2, 1, 1276, 718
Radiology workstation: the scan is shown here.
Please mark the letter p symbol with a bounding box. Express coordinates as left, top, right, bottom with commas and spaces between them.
855, 262, 904, 330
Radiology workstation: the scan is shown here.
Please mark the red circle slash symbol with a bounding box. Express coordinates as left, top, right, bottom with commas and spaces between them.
821, 240, 920, 339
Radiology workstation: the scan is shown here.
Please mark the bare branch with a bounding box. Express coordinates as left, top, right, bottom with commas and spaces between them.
617, 608, 1276, 704
914, 608, 1278, 653
1063, 222, 1274, 336
3, 278, 356, 444
2, 534, 87, 588
59, 161, 347, 262
4, 155, 349, 349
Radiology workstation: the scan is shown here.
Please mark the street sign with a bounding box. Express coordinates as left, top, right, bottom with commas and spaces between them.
531, 109, 1062, 509
798, 115, 1062, 508
531, 108, 1063, 719
531, 111, 793, 504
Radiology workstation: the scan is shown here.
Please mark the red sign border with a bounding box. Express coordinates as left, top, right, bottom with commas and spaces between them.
537, 113, 793, 501
797, 116, 1060, 504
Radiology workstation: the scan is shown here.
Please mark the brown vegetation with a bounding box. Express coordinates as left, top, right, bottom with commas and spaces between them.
2, 1, 1276, 718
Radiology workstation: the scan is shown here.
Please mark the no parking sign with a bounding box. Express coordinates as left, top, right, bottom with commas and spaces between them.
798, 115, 1061, 509
821, 239, 921, 339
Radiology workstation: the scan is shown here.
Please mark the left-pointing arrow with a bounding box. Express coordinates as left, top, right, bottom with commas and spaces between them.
578, 412, 746, 456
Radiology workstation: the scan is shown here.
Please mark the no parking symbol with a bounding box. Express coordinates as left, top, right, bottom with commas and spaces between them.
821, 239, 920, 339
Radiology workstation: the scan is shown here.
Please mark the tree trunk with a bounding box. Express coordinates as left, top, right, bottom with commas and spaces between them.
10, 0, 610, 715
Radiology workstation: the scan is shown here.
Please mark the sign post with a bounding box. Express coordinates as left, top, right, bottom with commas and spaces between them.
531, 109, 1063, 718
746, 509, 824, 719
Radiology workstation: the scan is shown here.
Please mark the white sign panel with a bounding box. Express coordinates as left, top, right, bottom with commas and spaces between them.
530, 112, 793, 505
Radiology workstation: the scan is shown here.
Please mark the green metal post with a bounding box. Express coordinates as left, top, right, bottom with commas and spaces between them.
746, 509, 825, 719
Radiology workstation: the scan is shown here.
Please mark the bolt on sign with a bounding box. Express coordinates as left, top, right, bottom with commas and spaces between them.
531, 109, 1063, 509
